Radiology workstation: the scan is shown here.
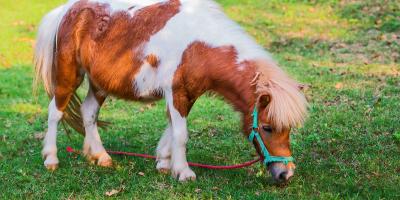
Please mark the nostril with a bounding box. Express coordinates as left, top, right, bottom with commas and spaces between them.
269, 163, 294, 183
278, 171, 288, 181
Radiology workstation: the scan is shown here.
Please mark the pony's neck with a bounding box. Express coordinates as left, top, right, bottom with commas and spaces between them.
212, 64, 258, 132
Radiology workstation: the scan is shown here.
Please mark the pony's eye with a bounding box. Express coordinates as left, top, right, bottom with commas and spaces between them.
262, 125, 273, 132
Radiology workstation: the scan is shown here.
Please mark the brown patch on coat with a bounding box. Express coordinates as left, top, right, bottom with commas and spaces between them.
52, 0, 180, 134
146, 54, 159, 68
172, 42, 257, 116
57, 0, 180, 101
171, 41, 293, 159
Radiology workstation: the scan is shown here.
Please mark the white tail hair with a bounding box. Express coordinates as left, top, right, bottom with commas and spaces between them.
34, 1, 78, 96
253, 60, 308, 131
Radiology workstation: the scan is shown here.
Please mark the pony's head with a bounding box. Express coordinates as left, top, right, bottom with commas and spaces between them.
249, 60, 308, 183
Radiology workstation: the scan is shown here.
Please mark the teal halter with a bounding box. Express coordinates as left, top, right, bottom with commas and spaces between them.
248, 107, 294, 165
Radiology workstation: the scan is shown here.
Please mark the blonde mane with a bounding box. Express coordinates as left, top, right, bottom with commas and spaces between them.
252, 60, 308, 131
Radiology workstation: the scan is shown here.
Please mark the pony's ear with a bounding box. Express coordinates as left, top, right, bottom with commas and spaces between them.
257, 93, 271, 110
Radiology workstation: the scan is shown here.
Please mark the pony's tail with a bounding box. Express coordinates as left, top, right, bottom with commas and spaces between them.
34, 2, 108, 135
33, 5, 66, 97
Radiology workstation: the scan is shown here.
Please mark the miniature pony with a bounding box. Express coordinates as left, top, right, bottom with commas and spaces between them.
35, 0, 307, 182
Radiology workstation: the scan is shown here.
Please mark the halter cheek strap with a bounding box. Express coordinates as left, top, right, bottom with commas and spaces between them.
248, 107, 294, 165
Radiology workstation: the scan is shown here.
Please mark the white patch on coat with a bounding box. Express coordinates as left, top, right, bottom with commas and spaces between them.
156, 123, 172, 171
165, 91, 196, 181
81, 87, 108, 156
134, 61, 159, 98
134, 0, 272, 96
42, 98, 63, 168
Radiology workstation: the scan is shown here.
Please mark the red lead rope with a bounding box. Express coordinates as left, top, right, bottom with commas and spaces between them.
66, 146, 261, 170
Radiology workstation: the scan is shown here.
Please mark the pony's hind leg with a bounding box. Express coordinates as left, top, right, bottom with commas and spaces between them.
41, 40, 84, 170
42, 98, 63, 170
81, 84, 112, 167
42, 76, 80, 170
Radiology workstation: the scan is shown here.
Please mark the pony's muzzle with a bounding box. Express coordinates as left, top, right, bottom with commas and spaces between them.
268, 162, 295, 183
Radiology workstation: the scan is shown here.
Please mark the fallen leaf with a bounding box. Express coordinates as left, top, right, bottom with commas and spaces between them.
212, 187, 220, 191
146, 103, 155, 109
28, 115, 37, 124
34, 132, 45, 140
372, 171, 380, 177
0, 53, 11, 68
105, 189, 120, 197
156, 183, 169, 190
12, 20, 25, 26
335, 82, 343, 90
380, 34, 387, 41
66, 192, 75, 200
17, 37, 34, 43
5, 121, 11, 128
391, 67, 399, 76
26, 24, 36, 32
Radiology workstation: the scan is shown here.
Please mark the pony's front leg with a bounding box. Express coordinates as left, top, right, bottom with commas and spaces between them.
166, 93, 196, 181
81, 86, 112, 167
42, 98, 63, 170
156, 123, 172, 173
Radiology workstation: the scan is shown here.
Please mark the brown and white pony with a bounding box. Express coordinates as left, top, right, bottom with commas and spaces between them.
34, 0, 307, 182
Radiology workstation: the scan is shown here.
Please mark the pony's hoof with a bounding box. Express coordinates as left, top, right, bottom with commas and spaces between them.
156, 159, 171, 174
84, 150, 113, 167
45, 163, 59, 171
84, 154, 96, 165
97, 153, 113, 167
178, 168, 196, 182
172, 167, 196, 182
158, 168, 170, 174
44, 155, 59, 171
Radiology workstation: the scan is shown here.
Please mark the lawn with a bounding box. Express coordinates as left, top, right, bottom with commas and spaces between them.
0, 0, 399, 199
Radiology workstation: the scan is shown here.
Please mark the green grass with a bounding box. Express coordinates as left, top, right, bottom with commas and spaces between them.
1, 0, 399, 199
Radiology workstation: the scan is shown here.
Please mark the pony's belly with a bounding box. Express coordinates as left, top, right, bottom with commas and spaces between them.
92, 78, 164, 102
89, 64, 164, 101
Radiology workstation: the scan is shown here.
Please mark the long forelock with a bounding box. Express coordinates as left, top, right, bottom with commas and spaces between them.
252, 60, 308, 132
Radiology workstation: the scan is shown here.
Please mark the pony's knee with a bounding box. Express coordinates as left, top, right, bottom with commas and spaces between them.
81, 91, 100, 126
157, 125, 172, 147
172, 130, 188, 146
81, 105, 97, 125
168, 109, 188, 144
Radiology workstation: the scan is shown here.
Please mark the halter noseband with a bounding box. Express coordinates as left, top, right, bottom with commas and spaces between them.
248, 107, 294, 165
